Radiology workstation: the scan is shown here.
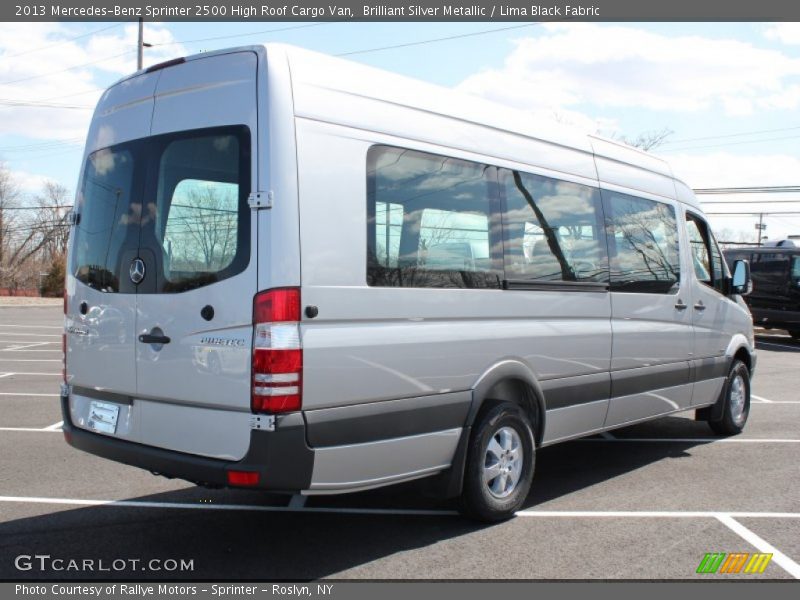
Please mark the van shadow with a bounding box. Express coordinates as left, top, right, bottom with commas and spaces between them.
0, 417, 716, 580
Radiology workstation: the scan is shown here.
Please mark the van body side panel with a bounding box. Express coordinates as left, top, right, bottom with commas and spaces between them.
295, 118, 612, 458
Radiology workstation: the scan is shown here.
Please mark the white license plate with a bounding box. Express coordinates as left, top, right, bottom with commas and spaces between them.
87, 400, 120, 434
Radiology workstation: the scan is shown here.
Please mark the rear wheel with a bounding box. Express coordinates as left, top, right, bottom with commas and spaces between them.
708, 360, 751, 436
460, 402, 535, 522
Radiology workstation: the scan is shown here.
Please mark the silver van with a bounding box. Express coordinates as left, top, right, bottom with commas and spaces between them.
63, 44, 756, 521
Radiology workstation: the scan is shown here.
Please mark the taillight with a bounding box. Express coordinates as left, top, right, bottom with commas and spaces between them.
227, 470, 260, 487
251, 288, 302, 413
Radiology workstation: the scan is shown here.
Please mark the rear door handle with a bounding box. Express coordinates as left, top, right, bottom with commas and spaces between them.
693, 301, 706, 311
138, 334, 171, 344
674, 299, 688, 310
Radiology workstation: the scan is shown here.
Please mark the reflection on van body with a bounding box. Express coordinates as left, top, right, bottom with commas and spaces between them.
63, 44, 757, 521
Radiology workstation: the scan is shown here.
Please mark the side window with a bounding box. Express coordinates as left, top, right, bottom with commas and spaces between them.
367, 146, 501, 289
792, 256, 800, 281
686, 213, 726, 294
500, 170, 608, 283
604, 192, 681, 293
152, 128, 250, 293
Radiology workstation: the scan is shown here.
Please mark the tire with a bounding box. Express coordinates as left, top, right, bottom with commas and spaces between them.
708, 360, 751, 436
460, 401, 535, 522
789, 330, 800, 341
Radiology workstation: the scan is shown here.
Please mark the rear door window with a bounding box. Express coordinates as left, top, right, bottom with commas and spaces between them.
70, 126, 250, 295
71, 146, 140, 293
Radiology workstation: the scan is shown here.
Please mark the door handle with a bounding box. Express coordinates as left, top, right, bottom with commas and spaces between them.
138, 333, 171, 344
693, 301, 706, 311
674, 299, 688, 310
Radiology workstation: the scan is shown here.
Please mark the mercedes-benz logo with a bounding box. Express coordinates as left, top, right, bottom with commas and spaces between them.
129, 258, 146, 284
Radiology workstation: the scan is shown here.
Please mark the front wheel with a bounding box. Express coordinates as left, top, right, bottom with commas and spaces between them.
460, 402, 535, 522
708, 360, 751, 436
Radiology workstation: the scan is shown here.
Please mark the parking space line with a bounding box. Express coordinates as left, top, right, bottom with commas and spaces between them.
3, 342, 56, 351
0, 332, 61, 338
0, 427, 60, 433
0, 496, 799, 521
0, 324, 62, 329
43, 421, 63, 431
0, 392, 59, 397
0, 359, 61, 362
0, 373, 13, 379
716, 514, 800, 579
578, 437, 800, 443
752, 395, 773, 403
0, 371, 59, 376
0, 496, 458, 516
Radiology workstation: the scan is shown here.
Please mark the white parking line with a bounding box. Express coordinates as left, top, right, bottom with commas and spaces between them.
0, 373, 13, 379
0, 496, 456, 516
0, 392, 59, 397
1, 496, 799, 522
43, 421, 63, 431
0, 427, 60, 433
752, 395, 773, 403
0, 324, 62, 329
580, 437, 800, 443
716, 514, 800, 579
0, 332, 61, 338
0, 371, 59, 376
0, 359, 61, 362
3, 342, 56, 351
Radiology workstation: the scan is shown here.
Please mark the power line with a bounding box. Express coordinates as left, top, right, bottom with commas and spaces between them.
0, 138, 82, 151
661, 125, 800, 146
659, 133, 800, 153
336, 23, 543, 57
1, 23, 125, 60
0, 98, 91, 110
0, 51, 134, 87
149, 22, 331, 47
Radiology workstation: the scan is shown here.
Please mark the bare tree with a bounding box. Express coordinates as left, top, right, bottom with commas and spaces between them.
0, 163, 21, 266
613, 128, 674, 152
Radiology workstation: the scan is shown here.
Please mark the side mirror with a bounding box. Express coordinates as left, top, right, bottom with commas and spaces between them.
731, 259, 752, 296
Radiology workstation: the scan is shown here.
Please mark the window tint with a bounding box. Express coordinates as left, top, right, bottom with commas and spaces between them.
367, 146, 501, 288
501, 169, 608, 283
152, 130, 249, 293
72, 146, 138, 292
604, 192, 680, 293
792, 256, 800, 280
686, 213, 727, 294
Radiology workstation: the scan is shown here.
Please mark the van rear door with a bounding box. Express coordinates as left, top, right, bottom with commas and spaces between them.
132, 53, 259, 458
67, 74, 159, 398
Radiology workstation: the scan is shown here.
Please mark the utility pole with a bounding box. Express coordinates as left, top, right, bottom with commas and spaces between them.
137, 18, 144, 70
755, 213, 766, 247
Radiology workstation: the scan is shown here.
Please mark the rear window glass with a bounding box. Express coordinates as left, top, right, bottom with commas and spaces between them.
154, 131, 247, 292
70, 126, 250, 295
71, 147, 138, 293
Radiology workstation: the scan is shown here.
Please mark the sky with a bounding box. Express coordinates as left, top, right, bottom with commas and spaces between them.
1, 20, 799, 243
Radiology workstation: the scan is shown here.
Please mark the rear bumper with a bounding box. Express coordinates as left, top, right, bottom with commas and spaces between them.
60, 394, 314, 492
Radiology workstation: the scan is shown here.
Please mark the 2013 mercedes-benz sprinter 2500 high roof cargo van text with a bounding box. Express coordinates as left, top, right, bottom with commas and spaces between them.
63, 44, 757, 521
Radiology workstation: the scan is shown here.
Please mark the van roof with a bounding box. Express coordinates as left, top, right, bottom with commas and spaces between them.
106, 42, 700, 209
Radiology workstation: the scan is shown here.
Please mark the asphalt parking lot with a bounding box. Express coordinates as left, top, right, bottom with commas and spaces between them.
0, 305, 797, 580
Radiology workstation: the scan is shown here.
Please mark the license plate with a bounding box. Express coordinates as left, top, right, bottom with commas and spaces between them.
87, 400, 120, 434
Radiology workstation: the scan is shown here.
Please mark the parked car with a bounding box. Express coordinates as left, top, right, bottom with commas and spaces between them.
724, 241, 800, 339
62, 44, 757, 521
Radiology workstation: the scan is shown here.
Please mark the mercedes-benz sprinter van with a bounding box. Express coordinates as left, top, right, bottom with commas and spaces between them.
63, 44, 757, 521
